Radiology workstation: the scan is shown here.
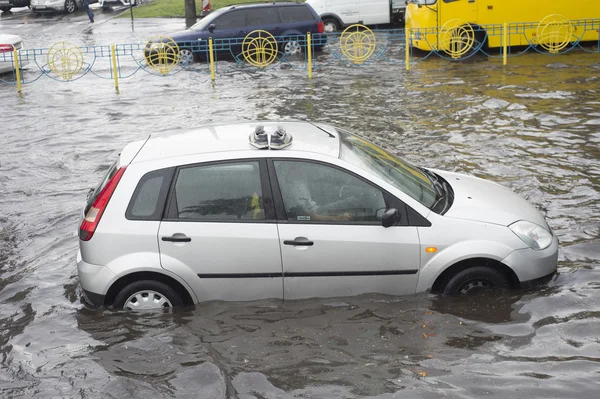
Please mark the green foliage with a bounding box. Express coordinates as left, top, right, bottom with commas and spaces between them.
124, 0, 305, 19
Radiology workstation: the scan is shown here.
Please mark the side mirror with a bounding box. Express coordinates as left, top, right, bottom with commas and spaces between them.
208, 24, 216, 32
381, 208, 400, 228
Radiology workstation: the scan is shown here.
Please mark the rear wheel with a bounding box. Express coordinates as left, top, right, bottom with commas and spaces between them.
114, 280, 183, 310
64, 0, 76, 13
284, 41, 302, 55
323, 18, 339, 33
179, 48, 195, 64
442, 266, 510, 296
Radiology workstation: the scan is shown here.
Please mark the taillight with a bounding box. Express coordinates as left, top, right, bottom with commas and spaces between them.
0, 44, 14, 53
79, 167, 126, 241
317, 21, 324, 34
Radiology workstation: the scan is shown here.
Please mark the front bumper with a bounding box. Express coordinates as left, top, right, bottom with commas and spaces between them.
77, 250, 115, 306
502, 234, 559, 285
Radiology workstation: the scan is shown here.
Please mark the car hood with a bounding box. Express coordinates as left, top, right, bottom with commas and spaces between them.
433, 170, 548, 228
0, 34, 22, 45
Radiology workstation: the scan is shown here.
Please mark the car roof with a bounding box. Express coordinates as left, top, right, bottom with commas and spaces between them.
226, 2, 309, 10
125, 121, 341, 165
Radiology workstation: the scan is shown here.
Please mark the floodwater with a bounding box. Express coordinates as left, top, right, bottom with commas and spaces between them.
1, 15, 600, 398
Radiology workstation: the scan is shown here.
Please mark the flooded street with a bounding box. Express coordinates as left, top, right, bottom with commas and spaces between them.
1, 15, 599, 398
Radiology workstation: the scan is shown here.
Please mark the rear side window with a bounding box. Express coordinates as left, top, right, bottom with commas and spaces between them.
126, 168, 174, 221
279, 5, 315, 23
246, 7, 282, 26
215, 10, 246, 29
85, 160, 118, 216
170, 161, 265, 221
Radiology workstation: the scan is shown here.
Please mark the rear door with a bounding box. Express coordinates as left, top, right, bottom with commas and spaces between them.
245, 6, 283, 35
278, 4, 320, 34
158, 159, 283, 302
270, 159, 421, 300
359, 0, 391, 25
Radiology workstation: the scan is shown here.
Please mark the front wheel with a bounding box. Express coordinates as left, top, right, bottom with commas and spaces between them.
443, 266, 510, 296
113, 280, 183, 310
64, 0, 76, 13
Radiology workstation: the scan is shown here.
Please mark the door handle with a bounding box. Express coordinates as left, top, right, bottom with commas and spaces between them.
284, 240, 314, 246
162, 236, 191, 243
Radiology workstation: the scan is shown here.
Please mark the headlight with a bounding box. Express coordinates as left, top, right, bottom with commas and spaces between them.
509, 220, 553, 251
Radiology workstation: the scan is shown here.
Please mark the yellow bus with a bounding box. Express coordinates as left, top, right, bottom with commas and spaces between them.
405, 0, 600, 55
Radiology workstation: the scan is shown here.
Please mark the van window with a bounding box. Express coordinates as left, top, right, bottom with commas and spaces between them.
279, 5, 315, 22
246, 7, 282, 26
215, 9, 246, 29
173, 161, 265, 221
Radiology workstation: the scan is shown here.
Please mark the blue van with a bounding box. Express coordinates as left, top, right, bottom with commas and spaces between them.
145, 2, 327, 63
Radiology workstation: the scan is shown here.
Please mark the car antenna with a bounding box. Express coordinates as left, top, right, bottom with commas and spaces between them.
297, 118, 335, 138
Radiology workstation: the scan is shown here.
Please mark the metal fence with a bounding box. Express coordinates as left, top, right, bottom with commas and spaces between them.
2, 17, 599, 93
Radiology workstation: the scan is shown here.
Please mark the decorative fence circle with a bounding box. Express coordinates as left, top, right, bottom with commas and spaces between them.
144, 36, 181, 74
437, 20, 475, 59
242, 30, 278, 67
537, 14, 574, 53
47, 42, 84, 80
340, 24, 376, 64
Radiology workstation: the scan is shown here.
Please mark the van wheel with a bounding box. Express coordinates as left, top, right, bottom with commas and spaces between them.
442, 266, 510, 296
114, 280, 183, 310
323, 18, 339, 33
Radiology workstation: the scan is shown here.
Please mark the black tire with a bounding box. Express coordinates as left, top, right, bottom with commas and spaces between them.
64, 0, 76, 13
0, 7, 12, 12
442, 266, 510, 296
113, 280, 183, 310
323, 18, 340, 33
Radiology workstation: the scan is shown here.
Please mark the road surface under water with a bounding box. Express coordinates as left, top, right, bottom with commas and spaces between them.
0, 15, 599, 399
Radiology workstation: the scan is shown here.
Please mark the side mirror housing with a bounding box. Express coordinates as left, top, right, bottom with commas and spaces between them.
382, 208, 400, 228
208, 24, 216, 32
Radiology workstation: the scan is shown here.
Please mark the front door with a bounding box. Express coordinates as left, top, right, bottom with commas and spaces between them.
271, 160, 421, 300
207, 9, 248, 58
159, 159, 283, 302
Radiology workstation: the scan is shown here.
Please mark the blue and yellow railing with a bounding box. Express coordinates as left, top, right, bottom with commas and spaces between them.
1, 17, 599, 93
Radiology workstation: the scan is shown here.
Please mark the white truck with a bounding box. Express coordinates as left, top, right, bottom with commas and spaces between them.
306, 0, 407, 32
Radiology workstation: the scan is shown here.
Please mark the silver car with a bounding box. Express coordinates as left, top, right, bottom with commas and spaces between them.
77, 121, 558, 310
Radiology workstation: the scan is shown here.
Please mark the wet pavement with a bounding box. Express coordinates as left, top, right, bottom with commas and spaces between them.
1, 14, 600, 399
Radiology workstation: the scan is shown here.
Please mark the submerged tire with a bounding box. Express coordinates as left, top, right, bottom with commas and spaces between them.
114, 280, 183, 310
443, 266, 510, 296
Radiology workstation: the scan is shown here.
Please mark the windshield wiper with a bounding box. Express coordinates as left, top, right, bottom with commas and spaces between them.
419, 167, 448, 211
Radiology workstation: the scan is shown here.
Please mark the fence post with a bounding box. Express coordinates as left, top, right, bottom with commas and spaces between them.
111, 44, 119, 93
209, 37, 215, 81
503, 22, 508, 65
13, 48, 22, 93
405, 28, 410, 71
307, 32, 312, 79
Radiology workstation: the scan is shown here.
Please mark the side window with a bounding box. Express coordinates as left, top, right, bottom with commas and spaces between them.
246, 7, 282, 27
279, 5, 315, 23
274, 161, 386, 223
126, 168, 174, 221
214, 10, 246, 29
173, 161, 265, 221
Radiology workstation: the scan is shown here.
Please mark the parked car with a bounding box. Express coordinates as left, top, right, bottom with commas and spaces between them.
0, 0, 30, 13
98, 0, 136, 10
145, 2, 327, 63
31, 0, 96, 14
0, 33, 24, 74
77, 121, 558, 310
306, 0, 407, 32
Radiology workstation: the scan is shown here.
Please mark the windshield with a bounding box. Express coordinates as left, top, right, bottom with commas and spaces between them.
339, 129, 438, 208
408, 0, 437, 5
189, 8, 227, 31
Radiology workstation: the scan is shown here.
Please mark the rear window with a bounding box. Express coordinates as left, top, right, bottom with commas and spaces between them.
246, 7, 282, 26
279, 5, 315, 23
126, 168, 174, 221
85, 160, 118, 215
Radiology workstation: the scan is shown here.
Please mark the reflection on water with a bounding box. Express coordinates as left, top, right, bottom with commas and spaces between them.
0, 40, 599, 397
